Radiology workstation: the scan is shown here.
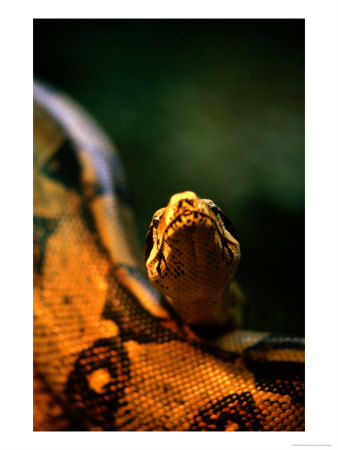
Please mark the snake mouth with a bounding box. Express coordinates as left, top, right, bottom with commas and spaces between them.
164, 210, 214, 235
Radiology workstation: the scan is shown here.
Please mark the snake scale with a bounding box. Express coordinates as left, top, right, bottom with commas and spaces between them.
33, 80, 305, 431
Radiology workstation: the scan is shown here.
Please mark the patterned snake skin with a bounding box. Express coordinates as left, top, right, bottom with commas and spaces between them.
33, 81, 305, 431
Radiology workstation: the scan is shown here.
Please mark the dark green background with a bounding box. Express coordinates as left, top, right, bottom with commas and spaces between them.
34, 19, 305, 336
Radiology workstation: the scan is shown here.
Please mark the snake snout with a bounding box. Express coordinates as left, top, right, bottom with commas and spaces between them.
168, 191, 199, 214
165, 191, 213, 223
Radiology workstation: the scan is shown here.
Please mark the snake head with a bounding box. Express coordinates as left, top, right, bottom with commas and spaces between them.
145, 191, 242, 326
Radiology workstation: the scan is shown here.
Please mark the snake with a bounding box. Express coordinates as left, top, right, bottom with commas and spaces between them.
33, 80, 305, 431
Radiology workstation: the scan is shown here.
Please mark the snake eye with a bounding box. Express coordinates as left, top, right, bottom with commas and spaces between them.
153, 216, 160, 229
145, 208, 165, 263
144, 224, 155, 263
208, 202, 239, 240
144, 214, 162, 262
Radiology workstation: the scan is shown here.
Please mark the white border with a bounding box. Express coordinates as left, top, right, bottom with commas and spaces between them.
1, 1, 337, 449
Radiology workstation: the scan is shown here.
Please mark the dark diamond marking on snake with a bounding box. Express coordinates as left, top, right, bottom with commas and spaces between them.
243, 334, 305, 406
64, 337, 130, 430
189, 392, 262, 431
101, 268, 180, 345
42, 138, 82, 191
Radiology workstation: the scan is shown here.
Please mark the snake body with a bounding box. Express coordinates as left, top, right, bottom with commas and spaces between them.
33, 81, 305, 431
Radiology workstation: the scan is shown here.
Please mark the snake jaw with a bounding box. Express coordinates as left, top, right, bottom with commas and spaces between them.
145, 191, 242, 326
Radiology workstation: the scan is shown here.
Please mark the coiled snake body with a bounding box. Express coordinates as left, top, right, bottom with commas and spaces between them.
33, 81, 305, 431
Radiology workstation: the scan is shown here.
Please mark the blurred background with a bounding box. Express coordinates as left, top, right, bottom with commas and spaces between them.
33, 19, 304, 336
